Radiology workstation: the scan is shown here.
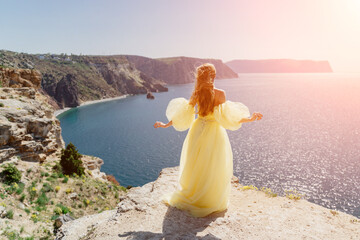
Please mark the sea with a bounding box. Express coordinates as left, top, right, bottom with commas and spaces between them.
57, 73, 360, 218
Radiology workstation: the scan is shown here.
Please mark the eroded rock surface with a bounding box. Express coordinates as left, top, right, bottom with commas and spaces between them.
0, 87, 65, 162
0, 67, 41, 88
56, 167, 360, 240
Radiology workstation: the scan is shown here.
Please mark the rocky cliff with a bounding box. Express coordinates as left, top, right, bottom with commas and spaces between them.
0, 86, 126, 239
56, 167, 359, 240
0, 87, 64, 162
0, 50, 169, 109
125, 55, 239, 84
0, 67, 42, 89
226, 59, 333, 73
1, 50, 237, 110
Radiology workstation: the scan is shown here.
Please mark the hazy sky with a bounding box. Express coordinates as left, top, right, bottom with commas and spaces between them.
1, 0, 360, 72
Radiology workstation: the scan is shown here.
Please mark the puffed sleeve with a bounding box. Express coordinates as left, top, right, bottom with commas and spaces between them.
166, 97, 195, 131
214, 101, 250, 131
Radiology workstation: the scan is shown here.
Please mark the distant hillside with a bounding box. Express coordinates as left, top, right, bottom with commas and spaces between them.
226, 59, 333, 73
0, 50, 168, 109
125, 55, 238, 84
0, 50, 238, 109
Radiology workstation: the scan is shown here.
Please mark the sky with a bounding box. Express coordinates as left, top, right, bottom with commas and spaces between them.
1, 0, 360, 72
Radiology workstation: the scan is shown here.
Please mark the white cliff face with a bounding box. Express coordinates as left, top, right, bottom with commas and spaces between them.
0, 87, 65, 162
56, 167, 360, 240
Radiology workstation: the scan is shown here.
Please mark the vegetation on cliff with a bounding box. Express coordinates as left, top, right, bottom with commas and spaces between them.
0, 86, 126, 239
60, 143, 85, 176
0, 150, 126, 239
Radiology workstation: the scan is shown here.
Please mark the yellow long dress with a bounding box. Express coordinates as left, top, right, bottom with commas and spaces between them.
162, 97, 251, 217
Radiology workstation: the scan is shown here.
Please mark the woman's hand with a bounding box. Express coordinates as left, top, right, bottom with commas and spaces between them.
239, 112, 263, 124
250, 112, 263, 121
153, 121, 173, 128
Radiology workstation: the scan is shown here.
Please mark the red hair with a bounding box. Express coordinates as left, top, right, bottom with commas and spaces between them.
189, 63, 216, 117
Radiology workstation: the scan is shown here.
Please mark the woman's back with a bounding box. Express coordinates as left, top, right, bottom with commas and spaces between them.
213, 88, 226, 108
193, 88, 226, 118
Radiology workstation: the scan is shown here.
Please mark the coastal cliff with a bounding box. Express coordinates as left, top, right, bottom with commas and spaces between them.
1, 50, 238, 110
56, 167, 359, 240
0, 50, 169, 109
0, 86, 126, 239
226, 59, 333, 73
125, 55, 238, 84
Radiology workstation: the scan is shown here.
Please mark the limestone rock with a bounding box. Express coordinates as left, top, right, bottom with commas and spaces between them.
68, 193, 78, 200
0, 206, 7, 218
56, 167, 360, 240
82, 155, 104, 171
54, 213, 75, 229
0, 67, 41, 88
17, 202, 25, 210
0, 87, 65, 162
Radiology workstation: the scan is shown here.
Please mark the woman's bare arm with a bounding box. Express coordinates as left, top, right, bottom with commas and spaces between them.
239, 112, 263, 124
153, 120, 173, 128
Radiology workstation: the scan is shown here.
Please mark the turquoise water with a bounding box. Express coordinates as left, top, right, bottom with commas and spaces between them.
58, 73, 360, 218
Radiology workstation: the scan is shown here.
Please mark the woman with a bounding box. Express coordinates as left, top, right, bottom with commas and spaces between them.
153, 63, 262, 217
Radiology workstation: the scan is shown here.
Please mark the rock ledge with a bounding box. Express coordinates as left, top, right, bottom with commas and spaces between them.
56, 167, 359, 240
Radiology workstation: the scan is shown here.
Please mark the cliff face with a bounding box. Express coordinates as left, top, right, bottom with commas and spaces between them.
226, 59, 333, 73
1, 50, 238, 109
0, 50, 169, 109
56, 167, 359, 240
0, 86, 126, 239
0, 87, 64, 162
125, 55, 239, 84
0, 67, 41, 88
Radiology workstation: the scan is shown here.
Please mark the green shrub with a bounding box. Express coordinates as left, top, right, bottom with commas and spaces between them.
5, 209, 14, 219
5, 183, 18, 194
55, 203, 70, 214
62, 176, 69, 183
50, 172, 58, 178
35, 192, 49, 207
60, 142, 85, 176
1, 163, 22, 184
15, 182, 25, 194
41, 182, 53, 193
54, 206, 62, 215
19, 193, 26, 202
0, 103, 4, 107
